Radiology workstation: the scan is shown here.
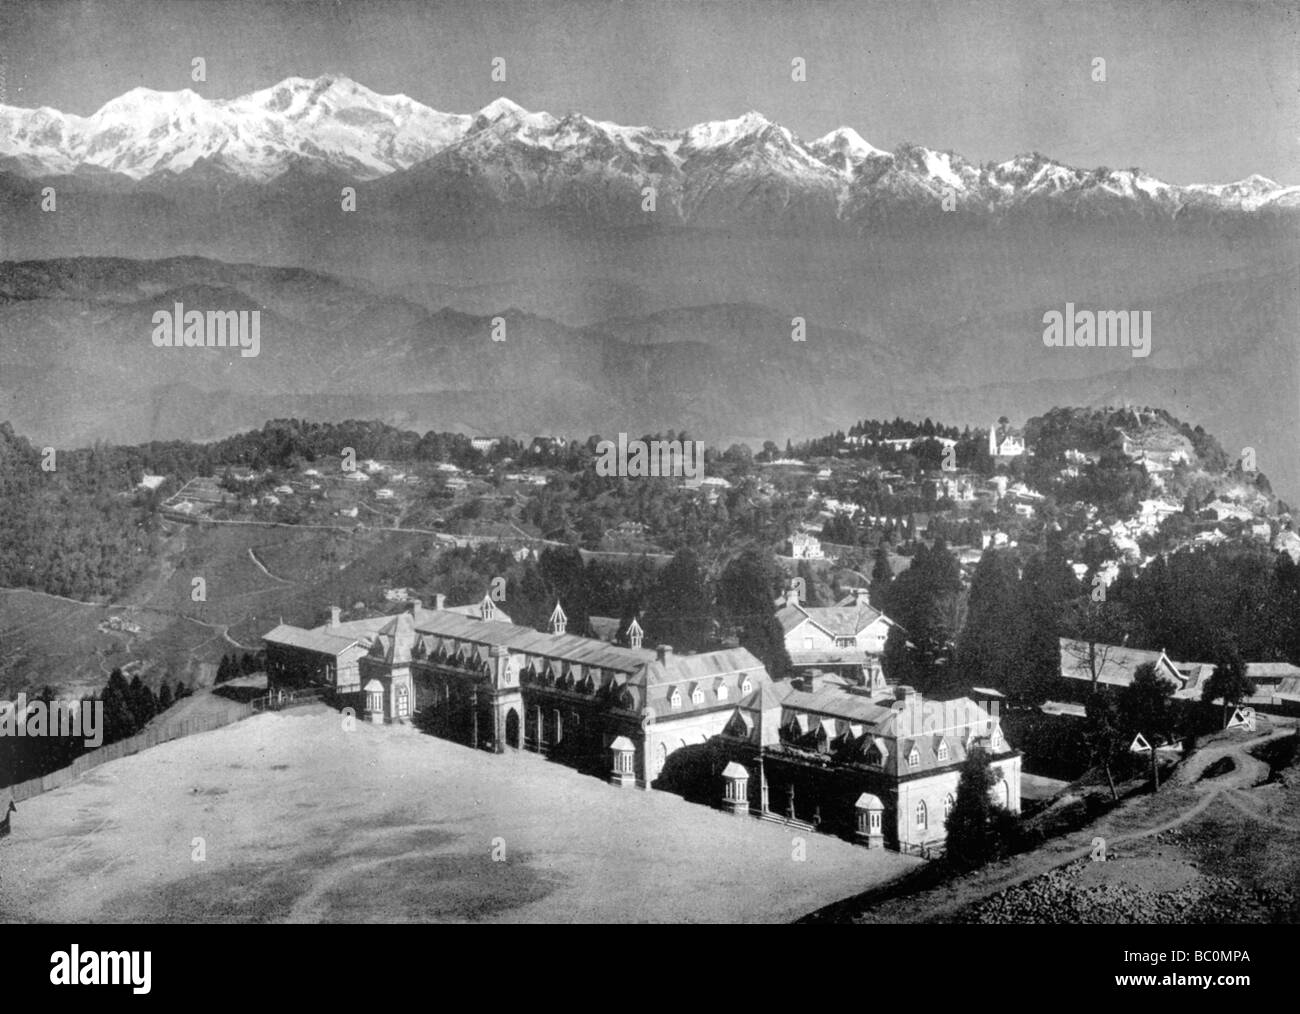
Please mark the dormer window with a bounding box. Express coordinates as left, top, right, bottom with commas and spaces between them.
740, 677, 753, 694
864, 745, 882, 766
937, 740, 949, 761
717, 683, 729, 701
668, 688, 681, 708
991, 727, 1002, 749
835, 637, 855, 648
691, 686, 704, 705
907, 747, 920, 768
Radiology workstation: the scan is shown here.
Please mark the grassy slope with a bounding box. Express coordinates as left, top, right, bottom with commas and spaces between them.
0, 521, 446, 700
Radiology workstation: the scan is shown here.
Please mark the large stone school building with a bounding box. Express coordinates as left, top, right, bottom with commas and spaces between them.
263, 594, 1019, 852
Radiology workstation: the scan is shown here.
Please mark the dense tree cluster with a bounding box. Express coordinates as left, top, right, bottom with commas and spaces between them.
880, 540, 964, 694
0, 424, 160, 599
0, 670, 191, 789
214, 652, 263, 684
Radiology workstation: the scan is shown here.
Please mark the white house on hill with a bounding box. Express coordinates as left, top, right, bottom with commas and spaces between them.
788, 531, 823, 559
775, 587, 896, 659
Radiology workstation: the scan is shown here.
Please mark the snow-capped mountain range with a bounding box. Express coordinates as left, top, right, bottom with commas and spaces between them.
1, 74, 1296, 220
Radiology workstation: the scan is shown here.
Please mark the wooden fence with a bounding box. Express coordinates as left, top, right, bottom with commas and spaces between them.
898, 840, 946, 861
252, 686, 330, 712
6, 704, 255, 804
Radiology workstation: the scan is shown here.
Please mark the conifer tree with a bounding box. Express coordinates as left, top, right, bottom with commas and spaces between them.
127, 675, 156, 729
1119, 661, 1175, 742
644, 547, 712, 652
869, 544, 893, 610
1201, 646, 1255, 729
945, 744, 1005, 869
100, 669, 135, 745
955, 549, 1021, 692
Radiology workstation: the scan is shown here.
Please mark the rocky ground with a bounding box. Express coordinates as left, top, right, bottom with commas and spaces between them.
947, 728, 1300, 924
827, 720, 1299, 924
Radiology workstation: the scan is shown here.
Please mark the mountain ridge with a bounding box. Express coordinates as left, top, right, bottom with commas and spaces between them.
2, 75, 1296, 223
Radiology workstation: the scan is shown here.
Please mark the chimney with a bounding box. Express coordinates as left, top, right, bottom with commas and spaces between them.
329, 605, 341, 628
800, 671, 821, 693
894, 685, 921, 733
862, 658, 884, 691
854, 587, 869, 606
406, 598, 422, 615
434, 593, 447, 611
784, 586, 801, 607
656, 644, 673, 663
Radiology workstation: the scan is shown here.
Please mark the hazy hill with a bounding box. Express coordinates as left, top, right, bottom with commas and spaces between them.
0, 252, 1296, 499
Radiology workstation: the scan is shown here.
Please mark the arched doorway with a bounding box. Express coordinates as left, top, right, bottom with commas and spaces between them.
505, 708, 520, 749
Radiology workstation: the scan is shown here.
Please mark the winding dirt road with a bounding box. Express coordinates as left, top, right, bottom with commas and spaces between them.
845, 722, 1297, 923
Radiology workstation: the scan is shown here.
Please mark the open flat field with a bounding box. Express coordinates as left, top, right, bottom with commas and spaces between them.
0, 708, 915, 923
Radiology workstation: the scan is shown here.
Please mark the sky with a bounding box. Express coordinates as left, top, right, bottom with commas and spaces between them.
0, 0, 1296, 185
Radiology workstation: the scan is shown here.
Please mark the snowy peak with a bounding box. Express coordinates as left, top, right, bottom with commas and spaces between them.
0, 77, 1293, 221
476, 96, 530, 122
807, 126, 889, 175
682, 111, 778, 150
91, 86, 205, 120
2, 74, 475, 181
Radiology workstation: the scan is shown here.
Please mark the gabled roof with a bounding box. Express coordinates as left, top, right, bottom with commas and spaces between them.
263, 624, 362, 655
777, 682, 894, 724
1059, 638, 1184, 689
642, 647, 765, 688
776, 601, 888, 639
756, 682, 784, 712
1246, 662, 1300, 684
443, 598, 513, 624
413, 611, 654, 674
372, 612, 415, 664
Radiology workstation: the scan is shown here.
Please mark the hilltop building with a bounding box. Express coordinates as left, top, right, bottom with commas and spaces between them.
989, 420, 1026, 462
788, 531, 824, 559
263, 593, 1018, 851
